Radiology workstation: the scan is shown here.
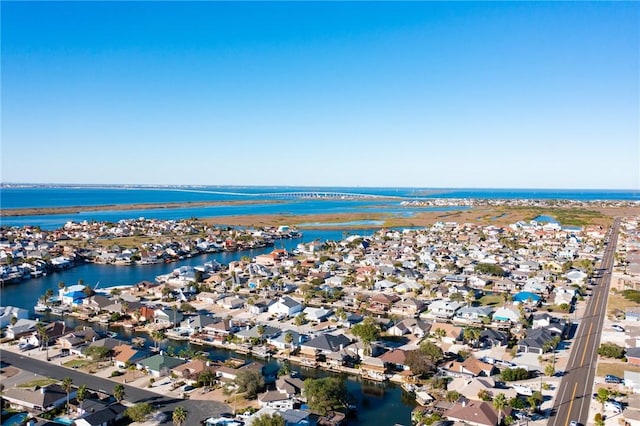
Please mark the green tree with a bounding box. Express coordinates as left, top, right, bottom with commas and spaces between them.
303, 377, 347, 415
527, 391, 543, 413
544, 363, 555, 377
125, 402, 153, 422
257, 324, 266, 343
85, 345, 110, 361
114, 383, 125, 402
598, 343, 624, 359
493, 393, 507, 425
76, 384, 87, 412
10, 316, 18, 326
197, 370, 216, 388
62, 377, 73, 413
151, 330, 165, 351
477, 389, 492, 401
172, 406, 188, 426
446, 391, 461, 402
351, 317, 381, 356
294, 312, 307, 326
596, 388, 610, 411
252, 413, 285, 426
234, 369, 265, 399
405, 341, 443, 378
500, 368, 530, 382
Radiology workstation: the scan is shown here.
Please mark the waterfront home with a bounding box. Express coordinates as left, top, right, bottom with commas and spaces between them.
236, 324, 281, 342
112, 344, 150, 369
172, 359, 216, 382
300, 333, 352, 360
0, 305, 29, 328
57, 327, 98, 349
60, 284, 89, 306
360, 355, 387, 381
443, 356, 496, 378
153, 308, 183, 326
83, 295, 113, 312
138, 354, 185, 377
258, 390, 295, 410
21, 321, 68, 348
4, 318, 38, 340
268, 296, 303, 317
3, 384, 76, 412
425, 300, 462, 320
179, 314, 219, 334
444, 400, 510, 426
276, 375, 305, 398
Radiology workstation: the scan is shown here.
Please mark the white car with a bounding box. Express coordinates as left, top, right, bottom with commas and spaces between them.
605, 400, 622, 413
612, 324, 625, 332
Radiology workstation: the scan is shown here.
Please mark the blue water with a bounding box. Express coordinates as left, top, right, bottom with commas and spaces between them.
1, 186, 638, 210
534, 215, 558, 223
3, 412, 28, 426
53, 416, 76, 425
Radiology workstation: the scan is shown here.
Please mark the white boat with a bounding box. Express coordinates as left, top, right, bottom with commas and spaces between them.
34, 303, 50, 313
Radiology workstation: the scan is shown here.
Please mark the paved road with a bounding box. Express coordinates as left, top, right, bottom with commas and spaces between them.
548, 218, 621, 426
0, 349, 229, 424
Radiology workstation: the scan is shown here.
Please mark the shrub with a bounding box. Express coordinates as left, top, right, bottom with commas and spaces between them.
500, 368, 530, 381
598, 343, 625, 359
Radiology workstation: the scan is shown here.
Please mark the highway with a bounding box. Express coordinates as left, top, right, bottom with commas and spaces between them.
549, 218, 621, 426
0, 350, 229, 424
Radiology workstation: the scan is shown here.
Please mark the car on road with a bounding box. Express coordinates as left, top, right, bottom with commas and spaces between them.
612, 324, 625, 332
183, 385, 195, 392
569, 421, 580, 426
605, 374, 623, 384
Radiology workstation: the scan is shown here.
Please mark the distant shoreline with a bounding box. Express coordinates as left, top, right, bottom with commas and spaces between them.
0, 199, 282, 217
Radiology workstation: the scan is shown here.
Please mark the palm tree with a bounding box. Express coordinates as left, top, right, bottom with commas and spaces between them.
257, 324, 265, 344
151, 330, 165, 351
493, 393, 507, 425
172, 406, 188, 426
62, 377, 73, 414
114, 383, 125, 402
76, 384, 87, 414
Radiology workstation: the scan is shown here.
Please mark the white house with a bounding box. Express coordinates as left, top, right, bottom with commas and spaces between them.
268, 296, 303, 317
0, 306, 29, 328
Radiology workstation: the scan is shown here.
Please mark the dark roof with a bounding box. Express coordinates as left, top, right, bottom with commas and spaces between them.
303, 333, 351, 352
81, 403, 127, 425
626, 348, 640, 359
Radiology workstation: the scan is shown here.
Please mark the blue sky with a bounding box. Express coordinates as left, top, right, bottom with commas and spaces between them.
2, 2, 638, 189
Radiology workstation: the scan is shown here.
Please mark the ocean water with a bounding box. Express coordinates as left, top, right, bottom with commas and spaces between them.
1, 185, 638, 210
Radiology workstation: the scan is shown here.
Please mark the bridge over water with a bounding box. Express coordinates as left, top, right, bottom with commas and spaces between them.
164, 188, 404, 199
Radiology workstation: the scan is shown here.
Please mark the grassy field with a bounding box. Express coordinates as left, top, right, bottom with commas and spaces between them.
596, 361, 640, 378
478, 294, 504, 306
17, 378, 58, 388
62, 358, 91, 369
606, 291, 639, 319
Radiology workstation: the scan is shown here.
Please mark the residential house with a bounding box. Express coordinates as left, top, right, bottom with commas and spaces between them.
454, 306, 493, 325
112, 344, 150, 369
517, 328, 558, 354
627, 348, 640, 367
425, 300, 462, 319
390, 297, 426, 318
74, 403, 127, 426
360, 356, 387, 381
387, 318, 432, 338
0, 306, 29, 328
236, 324, 282, 342
492, 306, 521, 325
445, 400, 510, 426
268, 296, 303, 317
300, 333, 352, 362
443, 357, 496, 378
379, 348, 411, 372
154, 308, 183, 327
431, 323, 463, 344
4, 319, 38, 340
447, 377, 517, 402
138, 354, 185, 377
479, 330, 509, 348
370, 293, 401, 312
3, 384, 76, 411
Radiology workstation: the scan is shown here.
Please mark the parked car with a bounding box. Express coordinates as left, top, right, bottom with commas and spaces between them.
569, 421, 580, 426
612, 324, 625, 332
605, 374, 622, 384
183, 385, 195, 392
605, 400, 622, 414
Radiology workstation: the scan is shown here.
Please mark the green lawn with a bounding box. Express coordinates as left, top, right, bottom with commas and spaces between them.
62, 359, 91, 369
17, 378, 58, 388
478, 295, 503, 306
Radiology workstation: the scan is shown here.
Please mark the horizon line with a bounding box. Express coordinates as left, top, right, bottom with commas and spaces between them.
1, 182, 639, 192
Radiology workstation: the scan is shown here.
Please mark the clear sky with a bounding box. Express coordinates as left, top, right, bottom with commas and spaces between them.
2, 1, 638, 189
